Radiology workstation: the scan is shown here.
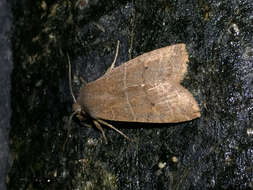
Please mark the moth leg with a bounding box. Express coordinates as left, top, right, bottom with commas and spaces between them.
97, 119, 131, 141
80, 122, 92, 128
105, 40, 120, 74
93, 120, 108, 144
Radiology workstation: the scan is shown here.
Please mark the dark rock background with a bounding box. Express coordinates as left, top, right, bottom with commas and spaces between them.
6, 0, 253, 189
0, 0, 12, 190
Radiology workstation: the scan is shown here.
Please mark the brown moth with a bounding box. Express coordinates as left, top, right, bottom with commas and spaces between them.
69, 42, 200, 143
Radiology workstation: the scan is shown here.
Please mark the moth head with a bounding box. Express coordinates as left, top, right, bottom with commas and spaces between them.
72, 101, 88, 121
67, 54, 90, 123
73, 102, 82, 115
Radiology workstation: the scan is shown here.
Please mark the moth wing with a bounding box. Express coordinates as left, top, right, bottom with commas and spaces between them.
119, 82, 201, 123
83, 82, 200, 123
78, 44, 200, 123
104, 43, 188, 84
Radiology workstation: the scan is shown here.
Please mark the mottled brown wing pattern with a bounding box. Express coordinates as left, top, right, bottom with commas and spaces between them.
77, 44, 200, 123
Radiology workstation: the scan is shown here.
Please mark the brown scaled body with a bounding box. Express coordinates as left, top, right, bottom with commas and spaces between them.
76, 43, 200, 124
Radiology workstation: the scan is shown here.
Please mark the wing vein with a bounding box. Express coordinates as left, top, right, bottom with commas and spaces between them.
123, 63, 136, 120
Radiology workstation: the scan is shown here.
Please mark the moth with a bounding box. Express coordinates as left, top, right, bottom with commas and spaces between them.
68, 42, 200, 143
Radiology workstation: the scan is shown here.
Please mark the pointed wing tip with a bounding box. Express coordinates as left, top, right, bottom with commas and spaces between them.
191, 104, 201, 119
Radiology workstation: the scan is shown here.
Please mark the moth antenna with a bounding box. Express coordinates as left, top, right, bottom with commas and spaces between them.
97, 119, 132, 142
68, 110, 79, 128
79, 76, 87, 85
63, 54, 78, 151
62, 110, 79, 151
67, 54, 77, 103
106, 40, 120, 73
112, 40, 120, 67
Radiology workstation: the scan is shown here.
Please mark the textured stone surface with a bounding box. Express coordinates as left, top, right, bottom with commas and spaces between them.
8, 0, 253, 189
0, 0, 12, 190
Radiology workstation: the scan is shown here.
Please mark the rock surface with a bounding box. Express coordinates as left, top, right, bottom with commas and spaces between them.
7, 0, 253, 189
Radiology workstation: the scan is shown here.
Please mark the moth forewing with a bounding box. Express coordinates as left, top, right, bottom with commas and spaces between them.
72, 43, 200, 143
77, 44, 200, 124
